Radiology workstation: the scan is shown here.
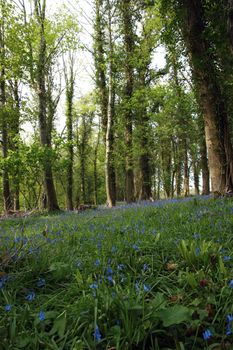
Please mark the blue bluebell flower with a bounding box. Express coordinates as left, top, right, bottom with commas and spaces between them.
106, 267, 113, 275
0, 280, 4, 289
195, 247, 200, 256
38, 311, 45, 321
117, 264, 124, 270
227, 314, 233, 322
90, 283, 98, 289
143, 284, 151, 292
143, 263, 149, 271
132, 244, 139, 251
106, 275, 114, 284
5, 304, 11, 312
37, 279, 46, 288
93, 325, 102, 342
95, 259, 100, 267
25, 292, 36, 301
229, 280, 233, 288
224, 256, 231, 262
203, 329, 212, 340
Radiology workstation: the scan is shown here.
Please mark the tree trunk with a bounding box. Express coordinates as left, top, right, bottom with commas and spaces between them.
200, 134, 210, 195
183, 138, 189, 197
180, 0, 233, 193
0, 11, 12, 212
121, 0, 135, 203
65, 61, 74, 211
105, 0, 116, 207
35, 0, 59, 211
12, 80, 20, 210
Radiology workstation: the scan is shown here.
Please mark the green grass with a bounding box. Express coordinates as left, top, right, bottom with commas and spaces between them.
0, 197, 233, 349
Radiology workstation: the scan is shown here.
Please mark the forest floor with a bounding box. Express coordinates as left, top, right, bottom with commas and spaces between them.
0, 196, 233, 349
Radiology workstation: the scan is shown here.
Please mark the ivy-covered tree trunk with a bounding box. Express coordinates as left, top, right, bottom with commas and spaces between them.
0, 9, 12, 212
121, 0, 135, 203
200, 132, 210, 195
183, 138, 189, 197
65, 61, 74, 211
105, 0, 116, 207
12, 80, 20, 210
179, 0, 233, 193
34, 0, 59, 211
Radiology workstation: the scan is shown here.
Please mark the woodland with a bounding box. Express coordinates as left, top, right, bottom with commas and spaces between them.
1, 0, 233, 213
1, 1, 233, 349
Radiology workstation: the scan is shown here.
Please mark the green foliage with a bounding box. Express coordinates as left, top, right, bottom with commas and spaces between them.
0, 198, 233, 348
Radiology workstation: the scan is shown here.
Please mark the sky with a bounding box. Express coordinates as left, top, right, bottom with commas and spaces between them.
22, 0, 166, 135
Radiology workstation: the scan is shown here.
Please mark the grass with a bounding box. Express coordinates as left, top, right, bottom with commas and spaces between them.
0, 196, 233, 349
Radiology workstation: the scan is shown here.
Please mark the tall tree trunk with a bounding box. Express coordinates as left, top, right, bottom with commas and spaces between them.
179, 0, 233, 193
105, 0, 116, 207
12, 80, 20, 210
94, 0, 108, 138
176, 140, 183, 197
121, 0, 135, 203
34, 0, 59, 211
183, 138, 189, 197
0, 9, 12, 212
200, 133, 210, 195
65, 60, 74, 211
93, 122, 100, 206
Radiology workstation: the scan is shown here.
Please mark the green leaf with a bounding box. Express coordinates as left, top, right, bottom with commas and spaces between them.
155, 305, 192, 327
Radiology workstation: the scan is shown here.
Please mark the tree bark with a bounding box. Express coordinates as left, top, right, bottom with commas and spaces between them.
34, 0, 59, 211
121, 0, 135, 203
65, 60, 74, 211
12, 80, 20, 210
105, 0, 116, 207
0, 8, 12, 212
200, 133, 210, 195
180, 0, 233, 193
183, 138, 189, 197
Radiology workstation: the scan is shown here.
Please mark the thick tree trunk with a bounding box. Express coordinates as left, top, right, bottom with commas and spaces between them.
12, 80, 20, 210
121, 0, 135, 203
200, 134, 210, 195
180, 0, 233, 193
65, 64, 74, 211
94, 0, 108, 137
105, 0, 116, 207
35, 0, 59, 211
183, 138, 189, 197
0, 16, 12, 212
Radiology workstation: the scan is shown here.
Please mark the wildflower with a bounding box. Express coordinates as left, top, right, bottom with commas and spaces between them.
38, 311, 45, 321
135, 281, 140, 293
195, 247, 200, 256
93, 325, 102, 342
203, 329, 212, 340
229, 280, 233, 288
143, 284, 151, 292
25, 292, 36, 301
132, 244, 139, 251
143, 263, 149, 271
37, 279, 46, 288
106, 275, 114, 284
193, 233, 200, 240
90, 283, 98, 289
95, 259, 100, 267
0, 280, 4, 289
117, 264, 124, 270
224, 256, 231, 262
106, 267, 113, 275
226, 314, 233, 336
5, 304, 11, 312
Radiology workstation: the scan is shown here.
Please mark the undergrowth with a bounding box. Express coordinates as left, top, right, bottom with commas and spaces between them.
0, 197, 233, 349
